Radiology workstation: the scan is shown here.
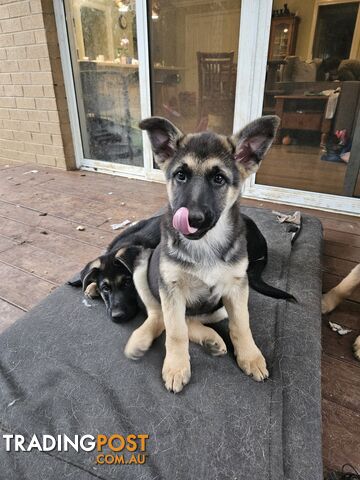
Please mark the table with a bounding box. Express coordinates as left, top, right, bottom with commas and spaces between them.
274, 94, 331, 147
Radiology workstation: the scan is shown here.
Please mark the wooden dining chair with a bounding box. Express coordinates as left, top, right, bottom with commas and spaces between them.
196, 51, 235, 126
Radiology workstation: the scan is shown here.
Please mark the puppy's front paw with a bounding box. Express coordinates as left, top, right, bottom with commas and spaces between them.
84, 282, 98, 298
353, 336, 360, 361
236, 347, 269, 382
124, 327, 153, 360
162, 355, 191, 393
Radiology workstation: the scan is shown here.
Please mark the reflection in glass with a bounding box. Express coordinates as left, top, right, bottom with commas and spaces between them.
148, 0, 241, 137
260, 0, 360, 198
67, 0, 142, 166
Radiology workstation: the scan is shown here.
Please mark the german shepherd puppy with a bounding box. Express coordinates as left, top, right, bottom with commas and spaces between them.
124, 115, 282, 392
322, 264, 360, 360
72, 210, 294, 322
78, 246, 142, 322
69, 215, 162, 321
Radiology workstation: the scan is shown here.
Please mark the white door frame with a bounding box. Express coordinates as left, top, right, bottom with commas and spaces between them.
55, 0, 360, 214
55, 0, 151, 180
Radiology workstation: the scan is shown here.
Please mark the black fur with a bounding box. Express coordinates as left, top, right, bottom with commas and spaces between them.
83, 248, 140, 322
244, 215, 296, 302
68, 213, 162, 321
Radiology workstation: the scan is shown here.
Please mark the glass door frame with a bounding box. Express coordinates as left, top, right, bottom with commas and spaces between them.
55, 0, 360, 214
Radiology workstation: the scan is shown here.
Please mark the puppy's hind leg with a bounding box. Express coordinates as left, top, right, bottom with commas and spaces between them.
125, 313, 164, 359
187, 319, 227, 356
322, 264, 360, 314
125, 250, 164, 359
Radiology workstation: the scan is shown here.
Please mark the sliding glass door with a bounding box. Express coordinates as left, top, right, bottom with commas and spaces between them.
64, 0, 144, 173
249, 0, 360, 211
56, 0, 359, 213
61, 0, 242, 178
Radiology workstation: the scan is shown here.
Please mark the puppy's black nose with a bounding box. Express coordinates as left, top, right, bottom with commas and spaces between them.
189, 209, 206, 228
111, 309, 128, 323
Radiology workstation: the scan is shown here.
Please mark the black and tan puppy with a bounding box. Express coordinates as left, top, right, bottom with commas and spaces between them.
70, 215, 162, 321
125, 115, 282, 392
74, 210, 293, 324
79, 246, 142, 322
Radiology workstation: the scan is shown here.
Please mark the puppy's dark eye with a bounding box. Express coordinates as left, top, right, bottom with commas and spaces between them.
175, 170, 187, 183
101, 284, 111, 293
213, 173, 226, 185
124, 277, 132, 287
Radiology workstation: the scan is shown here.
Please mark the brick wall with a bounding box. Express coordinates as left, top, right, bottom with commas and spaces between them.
0, 0, 76, 169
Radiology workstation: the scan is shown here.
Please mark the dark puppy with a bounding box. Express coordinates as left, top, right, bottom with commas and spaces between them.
69, 214, 162, 321
80, 246, 141, 322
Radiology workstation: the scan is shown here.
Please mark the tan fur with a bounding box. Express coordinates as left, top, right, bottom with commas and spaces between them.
84, 282, 99, 298
124, 251, 228, 363
322, 263, 360, 362
158, 247, 267, 390
353, 336, 360, 361
89, 258, 101, 270
222, 278, 268, 381
237, 160, 263, 180
187, 319, 227, 356
322, 264, 360, 314
115, 248, 127, 259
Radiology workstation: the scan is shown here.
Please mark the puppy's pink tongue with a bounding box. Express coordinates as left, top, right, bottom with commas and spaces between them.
172, 207, 198, 235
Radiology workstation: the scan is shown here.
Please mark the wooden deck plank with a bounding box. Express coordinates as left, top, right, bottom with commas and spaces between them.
323, 255, 358, 277
322, 321, 360, 367
0, 187, 147, 228
0, 244, 81, 285
324, 229, 360, 248
0, 217, 102, 263
0, 298, 24, 333
322, 399, 360, 473
322, 354, 360, 412
0, 202, 115, 246
324, 243, 360, 263
0, 196, 109, 229
0, 236, 15, 253
0, 263, 55, 311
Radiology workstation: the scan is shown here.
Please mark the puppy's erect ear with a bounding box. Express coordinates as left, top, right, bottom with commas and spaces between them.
115, 245, 143, 274
230, 115, 280, 178
80, 258, 101, 291
139, 116, 183, 168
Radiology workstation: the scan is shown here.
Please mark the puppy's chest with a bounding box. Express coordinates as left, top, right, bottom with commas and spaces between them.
164, 260, 245, 313
192, 258, 248, 291
164, 233, 248, 298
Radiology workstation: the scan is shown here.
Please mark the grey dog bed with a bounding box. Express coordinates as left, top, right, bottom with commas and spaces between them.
0, 206, 323, 480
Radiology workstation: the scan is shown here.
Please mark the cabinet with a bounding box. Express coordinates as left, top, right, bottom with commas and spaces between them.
268, 16, 300, 60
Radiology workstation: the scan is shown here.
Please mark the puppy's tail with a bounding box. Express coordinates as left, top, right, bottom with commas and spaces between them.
67, 276, 82, 287
247, 259, 297, 302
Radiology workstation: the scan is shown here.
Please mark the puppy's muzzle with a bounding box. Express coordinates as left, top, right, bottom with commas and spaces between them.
188, 207, 213, 230
111, 308, 130, 323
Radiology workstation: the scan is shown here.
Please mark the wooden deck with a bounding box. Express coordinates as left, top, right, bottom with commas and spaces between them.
0, 159, 359, 475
